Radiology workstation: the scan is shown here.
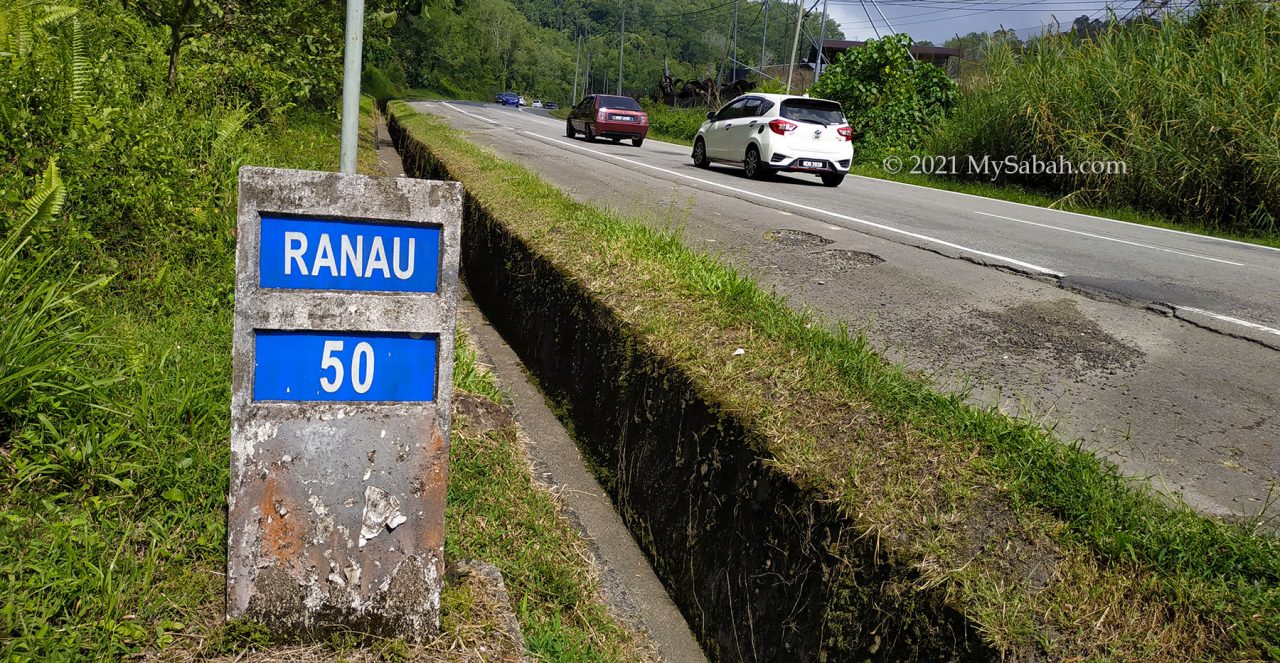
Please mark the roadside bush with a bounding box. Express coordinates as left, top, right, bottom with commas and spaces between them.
809, 34, 958, 161
928, 0, 1280, 235
639, 98, 706, 143
362, 64, 403, 103
0, 1, 357, 657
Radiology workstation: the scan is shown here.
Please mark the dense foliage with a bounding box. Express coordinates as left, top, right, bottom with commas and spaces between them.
0, 0, 359, 657
370, 0, 843, 104
809, 34, 958, 161
927, 0, 1280, 235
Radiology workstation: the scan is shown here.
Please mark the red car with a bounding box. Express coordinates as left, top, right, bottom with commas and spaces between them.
566, 94, 648, 147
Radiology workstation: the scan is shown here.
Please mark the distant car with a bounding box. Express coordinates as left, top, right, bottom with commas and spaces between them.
565, 94, 649, 147
518, 95, 527, 106
532, 99, 543, 108
692, 93, 854, 187
544, 101, 559, 110
497, 92, 519, 107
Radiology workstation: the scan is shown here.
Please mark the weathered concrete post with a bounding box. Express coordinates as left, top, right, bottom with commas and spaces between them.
227, 167, 462, 640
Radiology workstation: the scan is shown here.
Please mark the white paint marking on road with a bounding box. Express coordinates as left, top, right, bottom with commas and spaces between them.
779, 211, 792, 216
848, 172, 1280, 255
828, 225, 842, 230
439, 101, 500, 126
515, 107, 560, 127
973, 211, 1245, 266
1175, 307, 1280, 338
523, 131, 1065, 277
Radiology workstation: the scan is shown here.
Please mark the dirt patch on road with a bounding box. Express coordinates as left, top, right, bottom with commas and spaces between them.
764, 229, 833, 248
975, 299, 1142, 373
816, 249, 884, 271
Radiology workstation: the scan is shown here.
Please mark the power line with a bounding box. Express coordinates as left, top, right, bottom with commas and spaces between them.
651, 0, 740, 18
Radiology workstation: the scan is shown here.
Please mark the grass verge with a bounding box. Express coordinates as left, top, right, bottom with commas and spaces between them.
390, 99, 1280, 660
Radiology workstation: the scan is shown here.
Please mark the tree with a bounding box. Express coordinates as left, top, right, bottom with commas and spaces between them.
133, 0, 228, 93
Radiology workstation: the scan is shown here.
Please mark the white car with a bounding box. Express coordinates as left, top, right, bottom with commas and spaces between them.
518, 95, 527, 106
532, 99, 543, 108
692, 93, 854, 187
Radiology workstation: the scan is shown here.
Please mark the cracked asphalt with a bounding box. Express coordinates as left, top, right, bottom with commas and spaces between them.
415, 100, 1280, 523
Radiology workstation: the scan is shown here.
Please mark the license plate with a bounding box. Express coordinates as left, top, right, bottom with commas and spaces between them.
800, 160, 826, 169
610, 115, 634, 121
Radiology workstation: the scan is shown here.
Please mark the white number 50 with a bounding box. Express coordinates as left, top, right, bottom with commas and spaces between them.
320, 340, 375, 394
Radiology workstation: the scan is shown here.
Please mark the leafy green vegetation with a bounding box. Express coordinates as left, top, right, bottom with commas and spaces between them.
810, 34, 958, 162
370, 0, 842, 105
1, 2, 649, 659
637, 98, 702, 146
928, 0, 1280, 237
391, 100, 1280, 659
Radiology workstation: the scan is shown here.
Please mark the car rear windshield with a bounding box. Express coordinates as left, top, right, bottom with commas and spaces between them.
598, 95, 643, 111
780, 99, 844, 126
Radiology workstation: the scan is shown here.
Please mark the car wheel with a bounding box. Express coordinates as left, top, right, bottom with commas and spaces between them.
692, 138, 709, 168
744, 145, 767, 180
632, 137, 644, 147
821, 173, 846, 187
584, 124, 596, 142
565, 120, 576, 138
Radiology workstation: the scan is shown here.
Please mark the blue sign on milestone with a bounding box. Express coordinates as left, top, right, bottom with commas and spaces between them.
259, 215, 441, 292
254, 330, 438, 402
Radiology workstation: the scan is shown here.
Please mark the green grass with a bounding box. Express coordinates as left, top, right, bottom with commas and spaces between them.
928, 1, 1280, 238
446, 331, 649, 661
390, 99, 1280, 660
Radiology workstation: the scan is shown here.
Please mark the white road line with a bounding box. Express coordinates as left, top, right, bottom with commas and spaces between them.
973, 211, 1245, 266
515, 107, 560, 127
848, 172, 1280, 255
439, 101, 500, 126
521, 130, 1064, 277
1175, 307, 1280, 338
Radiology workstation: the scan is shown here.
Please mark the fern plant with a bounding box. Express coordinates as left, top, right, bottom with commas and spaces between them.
0, 0, 77, 68
18, 157, 66, 227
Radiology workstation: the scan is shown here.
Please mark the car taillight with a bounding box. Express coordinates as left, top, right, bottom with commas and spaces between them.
597, 109, 608, 120
838, 126, 853, 141
768, 119, 797, 135
639, 114, 648, 125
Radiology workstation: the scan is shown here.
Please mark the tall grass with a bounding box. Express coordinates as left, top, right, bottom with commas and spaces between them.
929, 0, 1280, 236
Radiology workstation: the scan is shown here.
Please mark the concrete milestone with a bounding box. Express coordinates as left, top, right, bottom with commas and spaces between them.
227, 166, 462, 640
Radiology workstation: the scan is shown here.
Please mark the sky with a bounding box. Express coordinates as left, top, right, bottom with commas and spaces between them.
817, 0, 1146, 44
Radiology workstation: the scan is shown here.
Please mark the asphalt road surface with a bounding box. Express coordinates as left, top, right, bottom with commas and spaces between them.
416, 100, 1280, 523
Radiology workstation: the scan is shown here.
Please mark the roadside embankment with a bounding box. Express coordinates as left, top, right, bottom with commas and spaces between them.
388, 100, 1280, 661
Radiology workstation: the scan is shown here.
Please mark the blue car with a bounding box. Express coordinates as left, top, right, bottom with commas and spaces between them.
497, 92, 520, 106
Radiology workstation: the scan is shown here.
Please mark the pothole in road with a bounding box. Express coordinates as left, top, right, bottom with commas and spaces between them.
764, 229, 833, 248
974, 298, 1143, 373
816, 249, 884, 270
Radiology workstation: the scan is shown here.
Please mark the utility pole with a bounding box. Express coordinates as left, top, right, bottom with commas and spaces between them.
339, 0, 365, 174
617, 1, 626, 95
760, 0, 770, 69
869, 0, 912, 58
572, 33, 582, 105
815, 0, 829, 78
730, 0, 740, 81
786, 0, 805, 93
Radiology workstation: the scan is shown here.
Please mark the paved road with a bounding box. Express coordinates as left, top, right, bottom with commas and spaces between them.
416, 100, 1280, 522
